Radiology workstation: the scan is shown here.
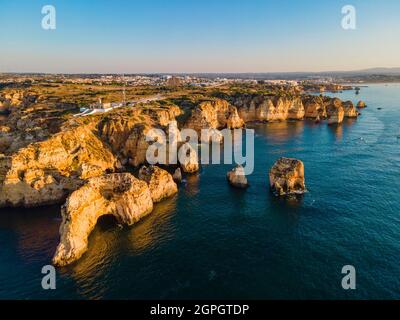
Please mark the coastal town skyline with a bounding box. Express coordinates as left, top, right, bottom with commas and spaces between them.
1, 0, 400, 73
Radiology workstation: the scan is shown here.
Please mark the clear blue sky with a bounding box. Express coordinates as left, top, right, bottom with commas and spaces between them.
0, 0, 399, 73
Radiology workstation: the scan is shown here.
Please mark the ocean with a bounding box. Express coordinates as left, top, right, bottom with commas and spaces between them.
1, 83, 399, 299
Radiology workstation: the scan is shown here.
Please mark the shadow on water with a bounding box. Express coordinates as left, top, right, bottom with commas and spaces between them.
58, 195, 179, 299
327, 118, 358, 142
251, 120, 305, 144
269, 192, 305, 224
0, 205, 60, 262
182, 173, 200, 197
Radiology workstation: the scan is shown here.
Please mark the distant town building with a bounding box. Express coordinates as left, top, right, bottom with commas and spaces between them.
166, 76, 182, 87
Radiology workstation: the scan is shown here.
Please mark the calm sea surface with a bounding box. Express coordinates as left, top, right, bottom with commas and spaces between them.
1, 83, 400, 299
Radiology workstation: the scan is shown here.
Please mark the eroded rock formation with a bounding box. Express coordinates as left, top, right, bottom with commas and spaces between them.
227, 165, 249, 188
179, 144, 199, 173
185, 99, 244, 134
173, 168, 182, 183
0, 126, 116, 207
232, 95, 305, 122
357, 101, 367, 108
138, 165, 178, 203
326, 98, 345, 124
52, 173, 153, 266
0, 86, 364, 268
343, 101, 358, 118
269, 158, 306, 196
302, 96, 327, 118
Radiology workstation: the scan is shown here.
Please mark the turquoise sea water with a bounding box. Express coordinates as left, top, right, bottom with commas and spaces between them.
0, 83, 400, 299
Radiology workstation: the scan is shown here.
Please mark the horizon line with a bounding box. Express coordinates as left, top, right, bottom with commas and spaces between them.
2, 67, 400, 76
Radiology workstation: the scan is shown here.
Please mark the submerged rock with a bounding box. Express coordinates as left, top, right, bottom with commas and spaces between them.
269, 158, 306, 196
227, 165, 249, 188
52, 173, 153, 266
138, 165, 178, 203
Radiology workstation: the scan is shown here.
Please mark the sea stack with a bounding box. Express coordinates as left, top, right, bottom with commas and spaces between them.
227, 165, 249, 188
357, 101, 367, 108
179, 144, 199, 173
326, 98, 345, 124
172, 168, 182, 183
269, 158, 306, 196
343, 101, 358, 118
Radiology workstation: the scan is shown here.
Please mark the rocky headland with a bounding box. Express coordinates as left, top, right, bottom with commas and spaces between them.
0, 85, 360, 265
53, 173, 154, 266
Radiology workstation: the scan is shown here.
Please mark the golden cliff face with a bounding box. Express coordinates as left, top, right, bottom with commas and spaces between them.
0, 102, 182, 209
343, 101, 358, 118
98, 114, 153, 168
0, 91, 359, 209
302, 95, 358, 123
302, 96, 327, 118
98, 106, 179, 168
52, 173, 154, 266
185, 99, 244, 134
0, 126, 117, 208
138, 165, 178, 203
326, 98, 345, 124
232, 94, 305, 122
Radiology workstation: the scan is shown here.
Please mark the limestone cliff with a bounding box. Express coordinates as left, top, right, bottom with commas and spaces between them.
0, 126, 117, 207
343, 101, 358, 118
302, 96, 327, 118
232, 94, 305, 122
138, 165, 178, 203
326, 98, 345, 124
52, 173, 153, 266
185, 99, 244, 134
98, 106, 180, 167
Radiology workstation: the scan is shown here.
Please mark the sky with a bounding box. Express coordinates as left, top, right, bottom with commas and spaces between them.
0, 0, 399, 73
